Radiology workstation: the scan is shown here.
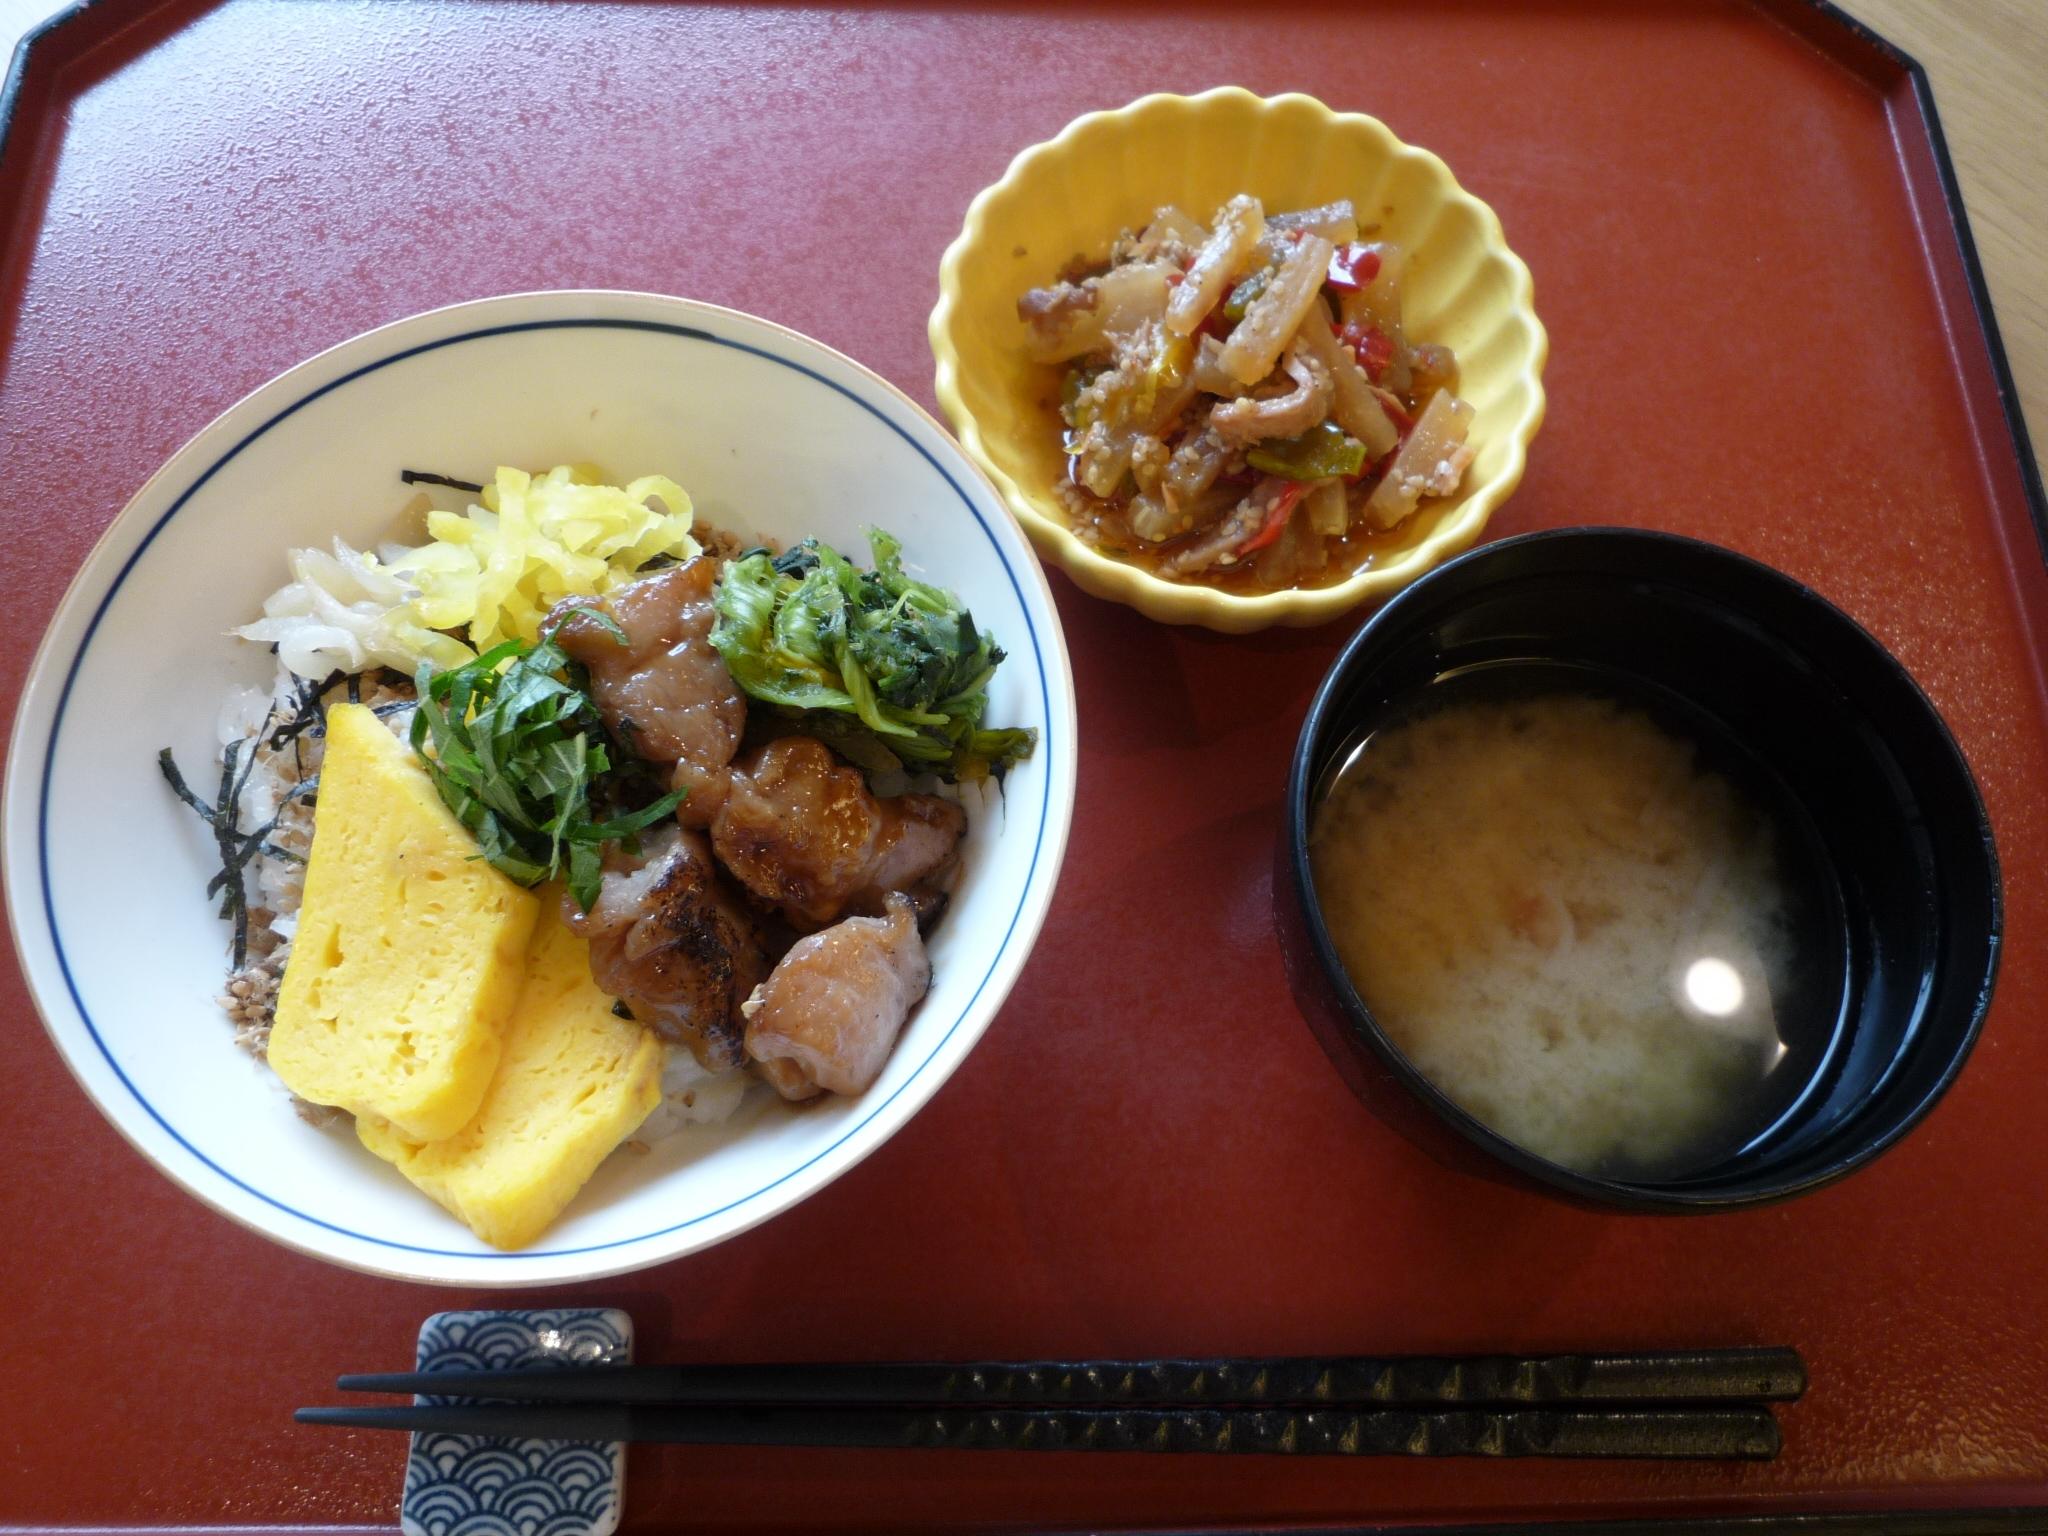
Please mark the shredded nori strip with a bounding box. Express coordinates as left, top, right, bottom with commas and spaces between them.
400, 469, 485, 494
264, 669, 411, 777
159, 744, 261, 968
161, 668, 403, 967
267, 669, 343, 754
161, 737, 320, 964
194, 776, 320, 892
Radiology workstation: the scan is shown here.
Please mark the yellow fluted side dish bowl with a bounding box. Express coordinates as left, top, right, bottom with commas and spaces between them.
931, 88, 1548, 633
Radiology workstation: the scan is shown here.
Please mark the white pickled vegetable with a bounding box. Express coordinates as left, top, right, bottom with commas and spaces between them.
1267, 200, 1360, 244
1305, 478, 1349, 538
1364, 392, 1475, 529
1166, 195, 1266, 337
233, 539, 473, 680
1217, 234, 1335, 387
1292, 300, 1399, 457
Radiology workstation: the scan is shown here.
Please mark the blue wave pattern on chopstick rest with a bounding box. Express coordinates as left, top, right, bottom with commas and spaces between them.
401, 1308, 633, 1536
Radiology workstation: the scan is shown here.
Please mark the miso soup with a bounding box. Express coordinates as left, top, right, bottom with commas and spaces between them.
1308, 675, 1847, 1182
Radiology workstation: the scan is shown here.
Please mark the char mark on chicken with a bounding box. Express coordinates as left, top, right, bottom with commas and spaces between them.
548, 557, 746, 827
711, 736, 965, 930
564, 825, 772, 1071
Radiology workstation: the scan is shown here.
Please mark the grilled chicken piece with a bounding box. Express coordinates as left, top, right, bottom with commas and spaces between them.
564, 825, 770, 1071
742, 893, 931, 1099
711, 737, 965, 929
548, 558, 745, 826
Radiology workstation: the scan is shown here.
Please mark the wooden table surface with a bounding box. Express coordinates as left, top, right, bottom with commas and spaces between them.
1845, 0, 2048, 480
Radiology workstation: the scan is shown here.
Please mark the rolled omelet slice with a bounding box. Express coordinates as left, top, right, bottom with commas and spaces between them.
358, 905, 664, 1250
269, 703, 538, 1140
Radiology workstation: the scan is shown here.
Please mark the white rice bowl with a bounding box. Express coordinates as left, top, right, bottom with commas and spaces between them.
4, 292, 1076, 1286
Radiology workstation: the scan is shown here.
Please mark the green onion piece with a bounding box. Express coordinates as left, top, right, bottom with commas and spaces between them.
1222, 267, 1271, 321
1246, 420, 1368, 482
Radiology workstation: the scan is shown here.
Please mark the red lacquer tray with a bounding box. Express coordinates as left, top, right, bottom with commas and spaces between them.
2, 1, 2045, 1531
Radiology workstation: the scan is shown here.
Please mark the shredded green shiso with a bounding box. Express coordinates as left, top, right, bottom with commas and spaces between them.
408, 611, 682, 910
709, 529, 1036, 782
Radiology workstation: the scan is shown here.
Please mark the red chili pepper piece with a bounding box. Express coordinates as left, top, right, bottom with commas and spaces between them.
1355, 448, 1397, 485
1236, 482, 1309, 555
1325, 243, 1383, 293
1339, 322, 1396, 384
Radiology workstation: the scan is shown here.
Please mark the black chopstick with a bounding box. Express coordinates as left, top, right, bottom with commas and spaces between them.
336, 1347, 1805, 1409
294, 1401, 1781, 1459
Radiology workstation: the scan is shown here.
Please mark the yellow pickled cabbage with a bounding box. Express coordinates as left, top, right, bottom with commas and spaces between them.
388, 465, 699, 650
243, 465, 701, 680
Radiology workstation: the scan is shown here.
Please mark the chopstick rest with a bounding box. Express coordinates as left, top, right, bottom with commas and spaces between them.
396, 1309, 632, 1536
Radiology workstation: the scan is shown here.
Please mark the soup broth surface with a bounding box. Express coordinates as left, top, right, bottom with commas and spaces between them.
1309, 676, 1846, 1182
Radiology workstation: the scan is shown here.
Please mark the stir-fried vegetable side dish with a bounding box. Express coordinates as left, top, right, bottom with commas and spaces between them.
1020, 195, 1475, 592
160, 467, 1035, 1248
